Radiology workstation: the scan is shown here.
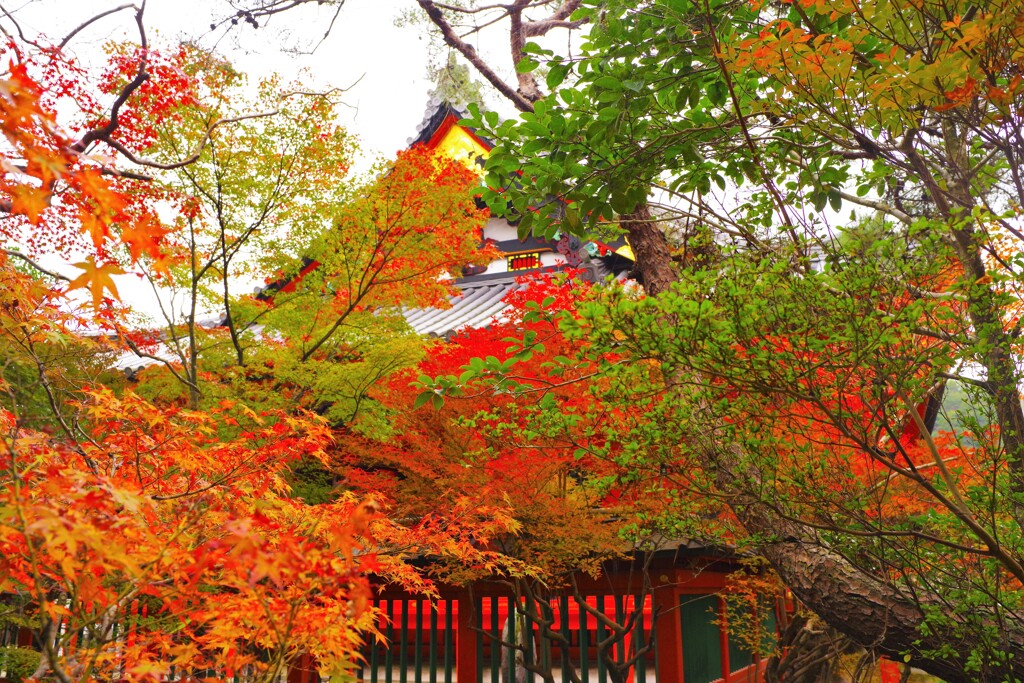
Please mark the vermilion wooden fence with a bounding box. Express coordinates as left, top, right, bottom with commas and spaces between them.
4, 561, 775, 683
350, 564, 778, 683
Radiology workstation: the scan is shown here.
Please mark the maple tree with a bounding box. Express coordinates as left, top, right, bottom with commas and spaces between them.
93, 41, 499, 420
0, 8, 516, 681
125, 138, 497, 420
333, 273, 727, 683
95, 43, 359, 408
337, 275, 626, 573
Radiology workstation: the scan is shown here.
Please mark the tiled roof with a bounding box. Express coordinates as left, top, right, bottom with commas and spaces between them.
408, 96, 496, 149
408, 98, 470, 147
403, 255, 633, 339
403, 276, 523, 337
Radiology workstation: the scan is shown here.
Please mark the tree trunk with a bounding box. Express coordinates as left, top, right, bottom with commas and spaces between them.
690, 389, 1024, 683
765, 612, 851, 683
620, 205, 677, 296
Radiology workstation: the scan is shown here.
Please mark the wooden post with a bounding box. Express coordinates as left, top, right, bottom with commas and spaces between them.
457, 592, 477, 683
718, 597, 731, 682
652, 579, 683, 683
287, 653, 317, 683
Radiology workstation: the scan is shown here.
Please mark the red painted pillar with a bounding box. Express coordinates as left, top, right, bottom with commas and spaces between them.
718, 597, 731, 682
652, 579, 683, 683
457, 593, 477, 683
287, 653, 317, 683
17, 625, 33, 647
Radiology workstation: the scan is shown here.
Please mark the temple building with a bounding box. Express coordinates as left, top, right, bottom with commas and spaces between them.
399, 98, 635, 338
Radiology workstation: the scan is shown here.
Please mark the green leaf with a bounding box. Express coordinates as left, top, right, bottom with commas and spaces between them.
521, 41, 553, 56
828, 188, 842, 212
812, 193, 827, 213
707, 80, 727, 106
674, 86, 692, 111
516, 57, 540, 73
547, 64, 570, 89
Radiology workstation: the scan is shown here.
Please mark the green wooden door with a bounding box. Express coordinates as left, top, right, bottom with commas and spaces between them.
679, 595, 722, 683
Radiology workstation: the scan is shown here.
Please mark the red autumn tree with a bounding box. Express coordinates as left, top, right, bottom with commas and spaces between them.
0, 14, 514, 682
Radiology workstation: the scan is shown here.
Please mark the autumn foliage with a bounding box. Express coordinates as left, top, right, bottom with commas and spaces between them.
0, 30, 509, 681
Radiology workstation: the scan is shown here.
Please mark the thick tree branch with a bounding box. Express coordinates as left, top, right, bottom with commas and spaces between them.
417, 0, 536, 112
509, 0, 544, 102
522, 0, 585, 36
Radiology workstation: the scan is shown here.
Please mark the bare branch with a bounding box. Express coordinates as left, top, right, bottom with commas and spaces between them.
523, 0, 586, 36
4, 250, 70, 282
0, 3, 42, 55
832, 186, 914, 225
103, 110, 279, 170
434, 1, 513, 13
59, 3, 136, 49
937, 371, 994, 396
911, 326, 975, 344
279, 72, 364, 99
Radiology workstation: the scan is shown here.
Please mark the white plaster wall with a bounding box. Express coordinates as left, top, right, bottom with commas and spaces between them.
541, 252, 565, 268
482, 218, 519, 242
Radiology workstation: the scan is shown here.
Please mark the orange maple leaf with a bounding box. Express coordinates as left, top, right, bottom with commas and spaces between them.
67, 258, 125, 308
8, 183, 50, 223
120, 214, 171, 262
76, 168, 126, 249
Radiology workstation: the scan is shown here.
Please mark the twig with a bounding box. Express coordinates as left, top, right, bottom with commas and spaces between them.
59, 3, 136, 49
4, 250, 70, 281
102, 110, 279, 169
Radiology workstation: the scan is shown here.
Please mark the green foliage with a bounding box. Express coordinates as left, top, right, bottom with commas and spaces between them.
0, 646, 40, 683
126, 46, 490, 438
286, 457, 338, 505
438, 86, 1024, 670
428, 52, 487, 107
0, 329, 116, 434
